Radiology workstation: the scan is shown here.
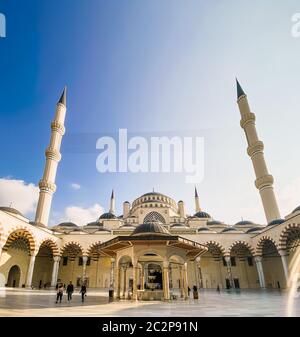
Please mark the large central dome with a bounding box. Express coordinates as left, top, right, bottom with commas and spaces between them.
131, 222, 170, 236
131, 191, 177, 212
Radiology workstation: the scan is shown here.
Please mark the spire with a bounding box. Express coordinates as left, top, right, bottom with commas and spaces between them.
194, 187, 201, 213
236, 78, 246, 99
58, 86, 67, 106
109, 189, 115, 214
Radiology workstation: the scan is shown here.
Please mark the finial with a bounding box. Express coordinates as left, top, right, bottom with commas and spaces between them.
195, 187, 198, 198
111, 189, 114, 199
58, 86, 67, 106
236, 78, 246, 99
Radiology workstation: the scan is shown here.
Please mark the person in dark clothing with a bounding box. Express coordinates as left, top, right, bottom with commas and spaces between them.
80, 283, 87, 302
55, 282, 64, 303
193, 285, 199, 299
188, 286, 191, 297
66, 281, 74, 301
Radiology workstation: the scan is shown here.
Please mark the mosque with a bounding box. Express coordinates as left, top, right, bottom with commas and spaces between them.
0, 82, 300, 301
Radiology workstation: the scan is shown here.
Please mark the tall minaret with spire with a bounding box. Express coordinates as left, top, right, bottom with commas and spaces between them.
34, 87, 67, 227
194, 187, 201, 213
109, 190, 115, 214
236, 79, 280, 223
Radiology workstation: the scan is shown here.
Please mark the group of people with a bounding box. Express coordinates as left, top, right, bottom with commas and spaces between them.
187, 285, 199, 299
55, 281, 87, 304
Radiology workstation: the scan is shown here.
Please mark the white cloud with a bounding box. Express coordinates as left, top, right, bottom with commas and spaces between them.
0, 177, 39, 216
70, 183, 81, 190
51, 203, 103, 226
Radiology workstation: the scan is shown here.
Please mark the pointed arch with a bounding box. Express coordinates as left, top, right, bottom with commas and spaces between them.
256, 236, 279, 256
87, 241, 102, 260
38, 238, 60, 256
203, 241, 225, 260
229, 241, 255, 259
61, 241, 84, 260
2, 227, 36, 254
279, 223, 300, 251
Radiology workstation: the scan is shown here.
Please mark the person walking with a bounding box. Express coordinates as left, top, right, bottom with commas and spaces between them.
187, 286, 191, 297
66, 281, 74, 301
55, 282, 64, 303
193, 285, 199, 299
80, 283, 87, 302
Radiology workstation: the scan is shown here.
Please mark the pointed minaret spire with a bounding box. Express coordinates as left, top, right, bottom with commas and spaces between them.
236, 78, 246, 99
35, 87, 67, 227
194, 187, 201, 213
109, 189, 115, 214
58, 86, 67, 106
236, 80, 281, 223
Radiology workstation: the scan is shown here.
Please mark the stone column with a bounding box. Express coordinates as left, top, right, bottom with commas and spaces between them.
183, 262, 189, 299
26, 254, 37, 287
224, 255, 234, 288
82, 256, 88, 283
110, 258, 115, 288
196, 257, 203, 288
163, 261, 170, 300
278, 250, 289, 286
51, 256, 61, 287
122, 265, 127, 298
140, 263, 145, 291
115, 266, 121, 299
254, 256, 266, 289
132, 264, 138, 300
179, 266, 184, 298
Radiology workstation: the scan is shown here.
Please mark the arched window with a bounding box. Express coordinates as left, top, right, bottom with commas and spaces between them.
143, 211, 166, 224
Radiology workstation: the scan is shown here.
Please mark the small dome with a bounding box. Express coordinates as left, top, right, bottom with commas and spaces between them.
85, 221, 103, 228
0, 207, 23, 217
292, 206, 300, 213
170, 223, 187, 228
131, 222, 170, 236
246, 227, 263, 233
197, 227, 211, 232
222, 227, 237, 233
57, 222, 78, 228
207, 220, 222, 226
99, 212, 117, 220
235, 220, 254, 226
267, 219, 285, 227
194, 211, 211, 219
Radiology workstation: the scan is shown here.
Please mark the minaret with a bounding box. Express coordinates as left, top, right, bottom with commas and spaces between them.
34, 87, 67, 227
194, 187, 201, 213
109, 190, 115, 214
178, 200, 186, 218
236, 79, 280, 223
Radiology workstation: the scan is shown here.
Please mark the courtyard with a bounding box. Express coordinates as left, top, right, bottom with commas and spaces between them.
0, 288, 299, 317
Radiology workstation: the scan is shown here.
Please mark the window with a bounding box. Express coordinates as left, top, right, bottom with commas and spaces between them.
230, 257, 236, 266
87, 257, 91, 266
222, 257, 227, 266
62, 256, 68, 266
78, 257, 83, 266
247, 257, 253, 266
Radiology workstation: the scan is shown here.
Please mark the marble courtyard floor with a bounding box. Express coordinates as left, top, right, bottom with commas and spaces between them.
0, 288, 299, 317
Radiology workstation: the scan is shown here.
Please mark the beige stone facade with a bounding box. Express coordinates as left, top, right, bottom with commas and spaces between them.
0, 83, 300, 300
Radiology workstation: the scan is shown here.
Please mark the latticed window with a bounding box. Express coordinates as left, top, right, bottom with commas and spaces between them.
143, 211, 166, 224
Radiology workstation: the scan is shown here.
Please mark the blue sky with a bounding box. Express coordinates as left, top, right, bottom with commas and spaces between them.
1, 0, 300, 225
